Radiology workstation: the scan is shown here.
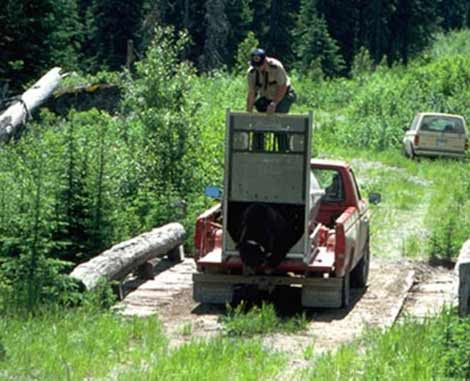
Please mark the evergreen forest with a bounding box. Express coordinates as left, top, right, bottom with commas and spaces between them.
2, 0, 470, 88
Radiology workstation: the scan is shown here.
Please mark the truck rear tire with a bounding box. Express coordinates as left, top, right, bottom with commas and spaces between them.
342, 271, 350, 308
351, 235, 370, 288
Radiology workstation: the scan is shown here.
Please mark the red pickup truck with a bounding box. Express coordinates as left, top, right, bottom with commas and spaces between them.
193, 158, 371, 308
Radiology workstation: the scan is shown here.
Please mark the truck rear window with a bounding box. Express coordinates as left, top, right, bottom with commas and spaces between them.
232, 131, 305, 153
312, 168, 345, 202
420, 116, 465, 134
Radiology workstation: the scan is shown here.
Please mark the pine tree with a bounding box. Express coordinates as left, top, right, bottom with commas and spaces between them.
438, 0, 467, 30
81, 0, 146, 70
0, 0, 81, 89
141, 0, 206, 63
315, 0, 362, 70
389, 0, 440, 64
364, 0, 394, 64
251, 0, 272, 47
293, 0, 345, 77
52, 116, 92, 263
265, 0, 299, 65
225, 0, 253, 68
199, 0, 230, 71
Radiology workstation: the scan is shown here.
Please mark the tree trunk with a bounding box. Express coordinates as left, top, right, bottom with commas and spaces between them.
70, 223, 186, 291
0, 67, 64, 143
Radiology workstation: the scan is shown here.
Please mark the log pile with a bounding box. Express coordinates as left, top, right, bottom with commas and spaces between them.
455, 240, 470, 317
0, 67, 64, 142
70, 223, 186, 291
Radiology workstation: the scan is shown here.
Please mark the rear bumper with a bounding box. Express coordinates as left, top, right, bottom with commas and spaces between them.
193, 272, 345, 308
193, 272, 341, 287
414, 147, 466, 158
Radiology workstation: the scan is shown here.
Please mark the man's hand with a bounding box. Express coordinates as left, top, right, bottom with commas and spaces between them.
267, 101, 277, 114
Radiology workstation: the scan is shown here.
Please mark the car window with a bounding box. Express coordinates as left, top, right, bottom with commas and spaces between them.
420, 116, 465, 134
312, 168, 344, 202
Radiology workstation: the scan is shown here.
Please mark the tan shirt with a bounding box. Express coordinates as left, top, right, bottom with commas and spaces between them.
247, 57, 290, 100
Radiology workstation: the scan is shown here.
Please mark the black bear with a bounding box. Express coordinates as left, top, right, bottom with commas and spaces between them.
236, 203, 301, 269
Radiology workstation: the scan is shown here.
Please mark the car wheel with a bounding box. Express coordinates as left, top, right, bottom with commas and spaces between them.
401, 144, 408, 157
410, 143, 420, 160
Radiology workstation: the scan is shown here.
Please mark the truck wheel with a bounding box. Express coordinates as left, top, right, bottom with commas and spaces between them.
342, 271, 350, 308
351, 236, 370, 288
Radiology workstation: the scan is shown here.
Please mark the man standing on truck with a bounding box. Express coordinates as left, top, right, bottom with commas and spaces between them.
246, 48, 296, 114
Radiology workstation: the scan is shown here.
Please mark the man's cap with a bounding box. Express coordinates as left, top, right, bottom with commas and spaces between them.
250, 48, 266, 67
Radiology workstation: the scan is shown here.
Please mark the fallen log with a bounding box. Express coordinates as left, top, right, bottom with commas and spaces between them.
0, 67, 64, 142
70, 223, 186, 291
455, 240, 470, 317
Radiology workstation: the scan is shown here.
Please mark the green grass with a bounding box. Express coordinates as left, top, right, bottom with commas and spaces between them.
221, 302, 308, 337
0, 308, 166, 380
119, 338, 284, 381
303, 309, 470, 380
1, 305, 469, 381
0, 307, 285, 381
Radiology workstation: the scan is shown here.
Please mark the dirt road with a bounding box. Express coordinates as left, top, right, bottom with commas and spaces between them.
116, 256, 455, 353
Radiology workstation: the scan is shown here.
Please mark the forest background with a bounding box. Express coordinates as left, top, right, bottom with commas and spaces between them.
2, 0, 470, 88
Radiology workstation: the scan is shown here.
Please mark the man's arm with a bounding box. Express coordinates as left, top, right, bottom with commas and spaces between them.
267, 83, 287, 113
246, 89, 256, 112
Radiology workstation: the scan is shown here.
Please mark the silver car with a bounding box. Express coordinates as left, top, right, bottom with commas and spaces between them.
403, 112, 468, 159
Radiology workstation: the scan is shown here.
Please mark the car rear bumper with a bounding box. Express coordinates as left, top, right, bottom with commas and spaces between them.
414, 147, 466, 158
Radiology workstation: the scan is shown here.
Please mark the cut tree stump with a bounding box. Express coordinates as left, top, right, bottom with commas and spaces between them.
0, 67, 64, 142
70, 223, 186, 291
455, 240, 470, 317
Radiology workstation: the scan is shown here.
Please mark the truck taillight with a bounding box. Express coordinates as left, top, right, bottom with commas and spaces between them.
465, 139, 469, 150
414, 135, 420, 146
